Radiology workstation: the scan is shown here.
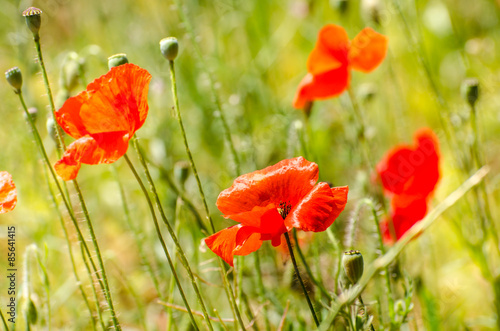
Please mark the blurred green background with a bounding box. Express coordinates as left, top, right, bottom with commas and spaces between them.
1, 0, 500, 329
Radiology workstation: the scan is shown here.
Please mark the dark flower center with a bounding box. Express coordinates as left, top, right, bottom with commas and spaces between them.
277, 201, 291, 220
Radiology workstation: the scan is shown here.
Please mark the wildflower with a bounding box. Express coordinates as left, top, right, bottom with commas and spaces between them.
205, 157, 348, 266
376, 128, 440, 241
0, 171, 17, 213
54, 63, 151, 180
294, 25, 387, 109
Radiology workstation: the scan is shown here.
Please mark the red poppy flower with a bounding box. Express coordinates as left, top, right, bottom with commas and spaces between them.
376, 128, 440, 242
294, 25, 388, 109
0, 171, 17, 213
204, 157, 348, 266
54, 63, 152, 181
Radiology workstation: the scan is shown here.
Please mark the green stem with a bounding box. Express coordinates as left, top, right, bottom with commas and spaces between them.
129, 141, 214, 330
166, 197, 183, 331
43, 168, 97, 331
80, 243, 107, 331
0, 309, 8, 331
293, 230, 333, 301
112, 166, 162, 297
254, 252, 271, 331
17, 91, 107, 318
123, 154, 200, 330
167, 60, 246, 330
284, 232, 320, 327
71, 180, 121, 330
347, 88, 372, 170
175, 0, 241, 177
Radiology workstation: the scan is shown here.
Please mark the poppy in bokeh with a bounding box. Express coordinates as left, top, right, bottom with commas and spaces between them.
376, 128, 440, 242
54, 63, 151, 181
294, 25, 388, 110
205, 157, 348, 266
0, 171, 17, 213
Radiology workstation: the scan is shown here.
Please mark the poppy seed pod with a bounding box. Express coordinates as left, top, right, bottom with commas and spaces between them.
461, 78, 479, 108
160, 37, 179, 61
108, 53, 129, 69
342, 250, 364, 284
22, 7, 42, 37
5, 67, 23, 93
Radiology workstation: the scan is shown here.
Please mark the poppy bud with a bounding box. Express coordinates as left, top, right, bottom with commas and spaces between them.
461, 78, 479, 108
22, 298, 38, 325
60, 52, 83, 92
5, 67, 23, 93
108, 53, 129, 69
160, 37, 179, 61
342, 250, 364, 284
24, 107, 38, 123
22, 7, 42, 38
174, 161, 190, 188
46, 118, 59, 143
331, 0, 349, 13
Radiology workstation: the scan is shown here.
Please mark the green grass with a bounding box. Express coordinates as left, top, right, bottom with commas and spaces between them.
1, 0, 500, 329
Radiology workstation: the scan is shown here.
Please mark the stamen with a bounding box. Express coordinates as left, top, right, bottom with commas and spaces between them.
277, 201, 291, 219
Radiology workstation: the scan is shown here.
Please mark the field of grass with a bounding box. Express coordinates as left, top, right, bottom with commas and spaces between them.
1, 0, 500, 330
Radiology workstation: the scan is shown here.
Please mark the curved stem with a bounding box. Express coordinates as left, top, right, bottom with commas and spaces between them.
293, 230, 333, 301
123, 154, 200, 330
167, 59, 246, 329
0, 309, 8, 331
284, 232, 320, 327
72, 180, 121, 330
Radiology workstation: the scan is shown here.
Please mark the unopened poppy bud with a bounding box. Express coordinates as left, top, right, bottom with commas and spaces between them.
24, 107, 38, 123
60, 52, 82, 92
174, 161, 190, 188
22, 298, 37, 325
461, 78, 479, 107
342, 250, 364, 284
5, 67, 23, 93
46, 118, 59, 143
160, 37, 179, 61
331, 0, 348, 13
108, 53, 129, 69
22, 7, 42, 38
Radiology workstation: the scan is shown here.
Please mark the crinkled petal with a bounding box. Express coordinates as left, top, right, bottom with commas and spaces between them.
205, 225, 262, 266
0, 172, 17, 214
349, 27, 388, 73
383, 196, 428, 242
54, 131, 130, 181
56, 63, 151, 138
217, 157, 319, 216
226, 204, 286, 240
307, 24, 349, 75
293, 66, 350, 109
286, 183, 348, 232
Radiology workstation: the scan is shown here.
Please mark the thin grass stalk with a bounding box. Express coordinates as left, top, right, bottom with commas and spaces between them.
0, 309, 8, 331
80, 243, 107, 331
32, 36, 120, 330
71, 180, 121, 330
42, 168, 97, 331
167, 59, 246, 329
123, 154, 200, 330
254, 253, 271, 331
318, 166, 489, 330
112, 167, 162, 297
283, 232, 320, 327
129, 140, 215, 330
292, 229, 333, 301
166, 197, 183, 331
16, 91, 107, 312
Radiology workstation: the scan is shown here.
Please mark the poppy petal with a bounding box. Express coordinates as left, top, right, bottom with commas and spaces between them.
293, 66, 350, 109
307, 24, 349, 75
386, 197, 428, 241
205, 225, 261, 266
217, 157, 319, 216
56, 63, 151, 138
0, 172, 17, 213
54, 131, 130, 181
348, 28, 388, 73
286, 182, 339, 232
